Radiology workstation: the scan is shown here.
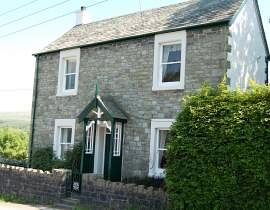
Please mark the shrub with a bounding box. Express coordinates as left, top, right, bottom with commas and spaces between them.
62, 143, 82, 170
0, 127, 28, 160
166, 83, 270, 210
31, 147, 54, 171
31, 144, 82, 171
0, 156, 27, 167
123, 177, 165, 189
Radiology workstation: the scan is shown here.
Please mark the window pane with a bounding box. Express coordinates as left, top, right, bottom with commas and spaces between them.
66, 60, 76, 74
162, 44, 181, 63
162, 63, 181, 82
158, 130, 169, 169
158, 130, 169, 149
85, 121, 95, 154
61, 128, 72, 143
65, 74, 76, 90
158, 150, 167, 169
61, 144, 72, 159
113, 123, 122, 156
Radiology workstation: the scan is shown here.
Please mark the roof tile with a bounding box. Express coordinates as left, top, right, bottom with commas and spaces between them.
38, 0, 243, 54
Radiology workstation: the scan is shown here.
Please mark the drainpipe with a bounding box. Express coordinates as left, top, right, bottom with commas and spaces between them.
28, 55, 39, 168
266, 55, 270, 85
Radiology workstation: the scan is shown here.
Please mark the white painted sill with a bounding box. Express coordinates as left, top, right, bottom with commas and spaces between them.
152, 84, 185, 91
56, 90, 78, 97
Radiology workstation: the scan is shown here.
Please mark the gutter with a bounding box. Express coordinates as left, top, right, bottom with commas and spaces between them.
28, 55, 39, 167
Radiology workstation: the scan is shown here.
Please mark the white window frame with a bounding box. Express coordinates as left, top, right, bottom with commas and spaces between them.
85, 121, 95, 154
113, 122, 122, 156
148, 119, 174, 178
53, 119, 76, 158
57, 48, 80, 96
152, 31, 186, 91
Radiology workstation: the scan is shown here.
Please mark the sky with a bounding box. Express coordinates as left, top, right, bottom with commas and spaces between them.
0, 0, 269, 113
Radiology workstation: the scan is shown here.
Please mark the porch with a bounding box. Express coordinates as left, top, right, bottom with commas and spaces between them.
76, 86, 127, 186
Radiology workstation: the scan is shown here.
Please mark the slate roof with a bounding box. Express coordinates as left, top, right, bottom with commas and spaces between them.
78, 96, 127, 122
38, 0, 243, 54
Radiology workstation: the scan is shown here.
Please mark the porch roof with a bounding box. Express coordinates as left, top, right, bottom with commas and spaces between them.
78, 96, 128, 122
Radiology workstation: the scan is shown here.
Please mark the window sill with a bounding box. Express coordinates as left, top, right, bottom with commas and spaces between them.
56, 90, 78, 97
148, 169, 165, 178
152, 84, 184, 91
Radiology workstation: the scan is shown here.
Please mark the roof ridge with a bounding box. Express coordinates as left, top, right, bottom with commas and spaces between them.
79, 0, 198, 27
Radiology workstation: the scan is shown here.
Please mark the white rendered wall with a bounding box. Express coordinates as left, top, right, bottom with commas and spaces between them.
227, 0, 267, 90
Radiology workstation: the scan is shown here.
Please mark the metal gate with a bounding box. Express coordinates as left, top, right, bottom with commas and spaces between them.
71, 158, 82, 193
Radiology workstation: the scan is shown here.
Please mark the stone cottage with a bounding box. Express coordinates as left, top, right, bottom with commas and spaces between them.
29, 0, 269, 187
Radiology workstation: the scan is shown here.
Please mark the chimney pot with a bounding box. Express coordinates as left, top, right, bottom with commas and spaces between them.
76, 6, 89, 25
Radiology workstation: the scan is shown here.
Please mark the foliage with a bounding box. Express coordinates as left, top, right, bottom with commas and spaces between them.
31, 144, 82, 171
62, 143, 82, 170
0, 193, 35, 204
0, 156, 27, 167
166, 83, 270, 210
0, 127, 28, 160
31, 147, 54, 171
123, 176, 165, 189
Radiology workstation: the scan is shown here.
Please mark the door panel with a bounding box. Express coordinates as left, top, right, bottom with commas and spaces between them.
103, 132, 123, 182
103, 133, 110, 180
83, 153, 94, 173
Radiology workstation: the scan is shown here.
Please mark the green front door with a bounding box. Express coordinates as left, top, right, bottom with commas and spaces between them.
103, 135, 123, 182
82, 121, 96, 173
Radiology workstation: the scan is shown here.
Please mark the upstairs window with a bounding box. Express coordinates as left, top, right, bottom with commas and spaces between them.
153, 31, 186, 91
64, 59, 77, 90
57, 49, 80, 96
161, 43, 181, 83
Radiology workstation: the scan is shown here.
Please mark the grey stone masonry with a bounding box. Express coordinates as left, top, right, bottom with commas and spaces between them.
32, 24, 229, 178
79, 174, 167, 210
0, 164, 71, 204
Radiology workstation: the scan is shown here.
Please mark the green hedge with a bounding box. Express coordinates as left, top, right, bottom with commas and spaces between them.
0, 127, 28, 160
31, 144, 82, 171
166, 83, 270, 210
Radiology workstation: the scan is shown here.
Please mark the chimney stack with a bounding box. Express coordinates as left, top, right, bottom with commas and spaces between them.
76, 6, 90, 25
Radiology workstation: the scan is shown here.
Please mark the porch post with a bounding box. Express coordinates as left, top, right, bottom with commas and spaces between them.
80, 119, 87, 174
108, 119, 115, 180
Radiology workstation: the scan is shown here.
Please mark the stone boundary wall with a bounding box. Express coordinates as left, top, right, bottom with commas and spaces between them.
0, 164, 70, 204
80, 174, 167, 210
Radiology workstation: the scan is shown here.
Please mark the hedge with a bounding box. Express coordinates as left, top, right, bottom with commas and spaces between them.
31, 144, 82, 171
0, 127, 28, 160
166, 83, 270, 210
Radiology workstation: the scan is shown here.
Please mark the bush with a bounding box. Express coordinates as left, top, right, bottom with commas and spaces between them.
31, 147, 54, 171
31, 144, 82, 171
123, 177, 165, 189
166, 83, 270, 210
0, 156, 27, 167
0, 127, 28, 160
62, 143, 82, 170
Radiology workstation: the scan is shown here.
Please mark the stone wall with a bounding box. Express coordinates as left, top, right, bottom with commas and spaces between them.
0, 164, 70, 204
32, 24, 229, 178
79, 174, 167, 210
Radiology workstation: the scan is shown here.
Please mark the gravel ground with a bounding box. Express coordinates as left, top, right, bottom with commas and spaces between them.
0, 202, 64, 210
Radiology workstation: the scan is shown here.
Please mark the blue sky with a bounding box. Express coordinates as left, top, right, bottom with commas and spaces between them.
0, 0, 269, 112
